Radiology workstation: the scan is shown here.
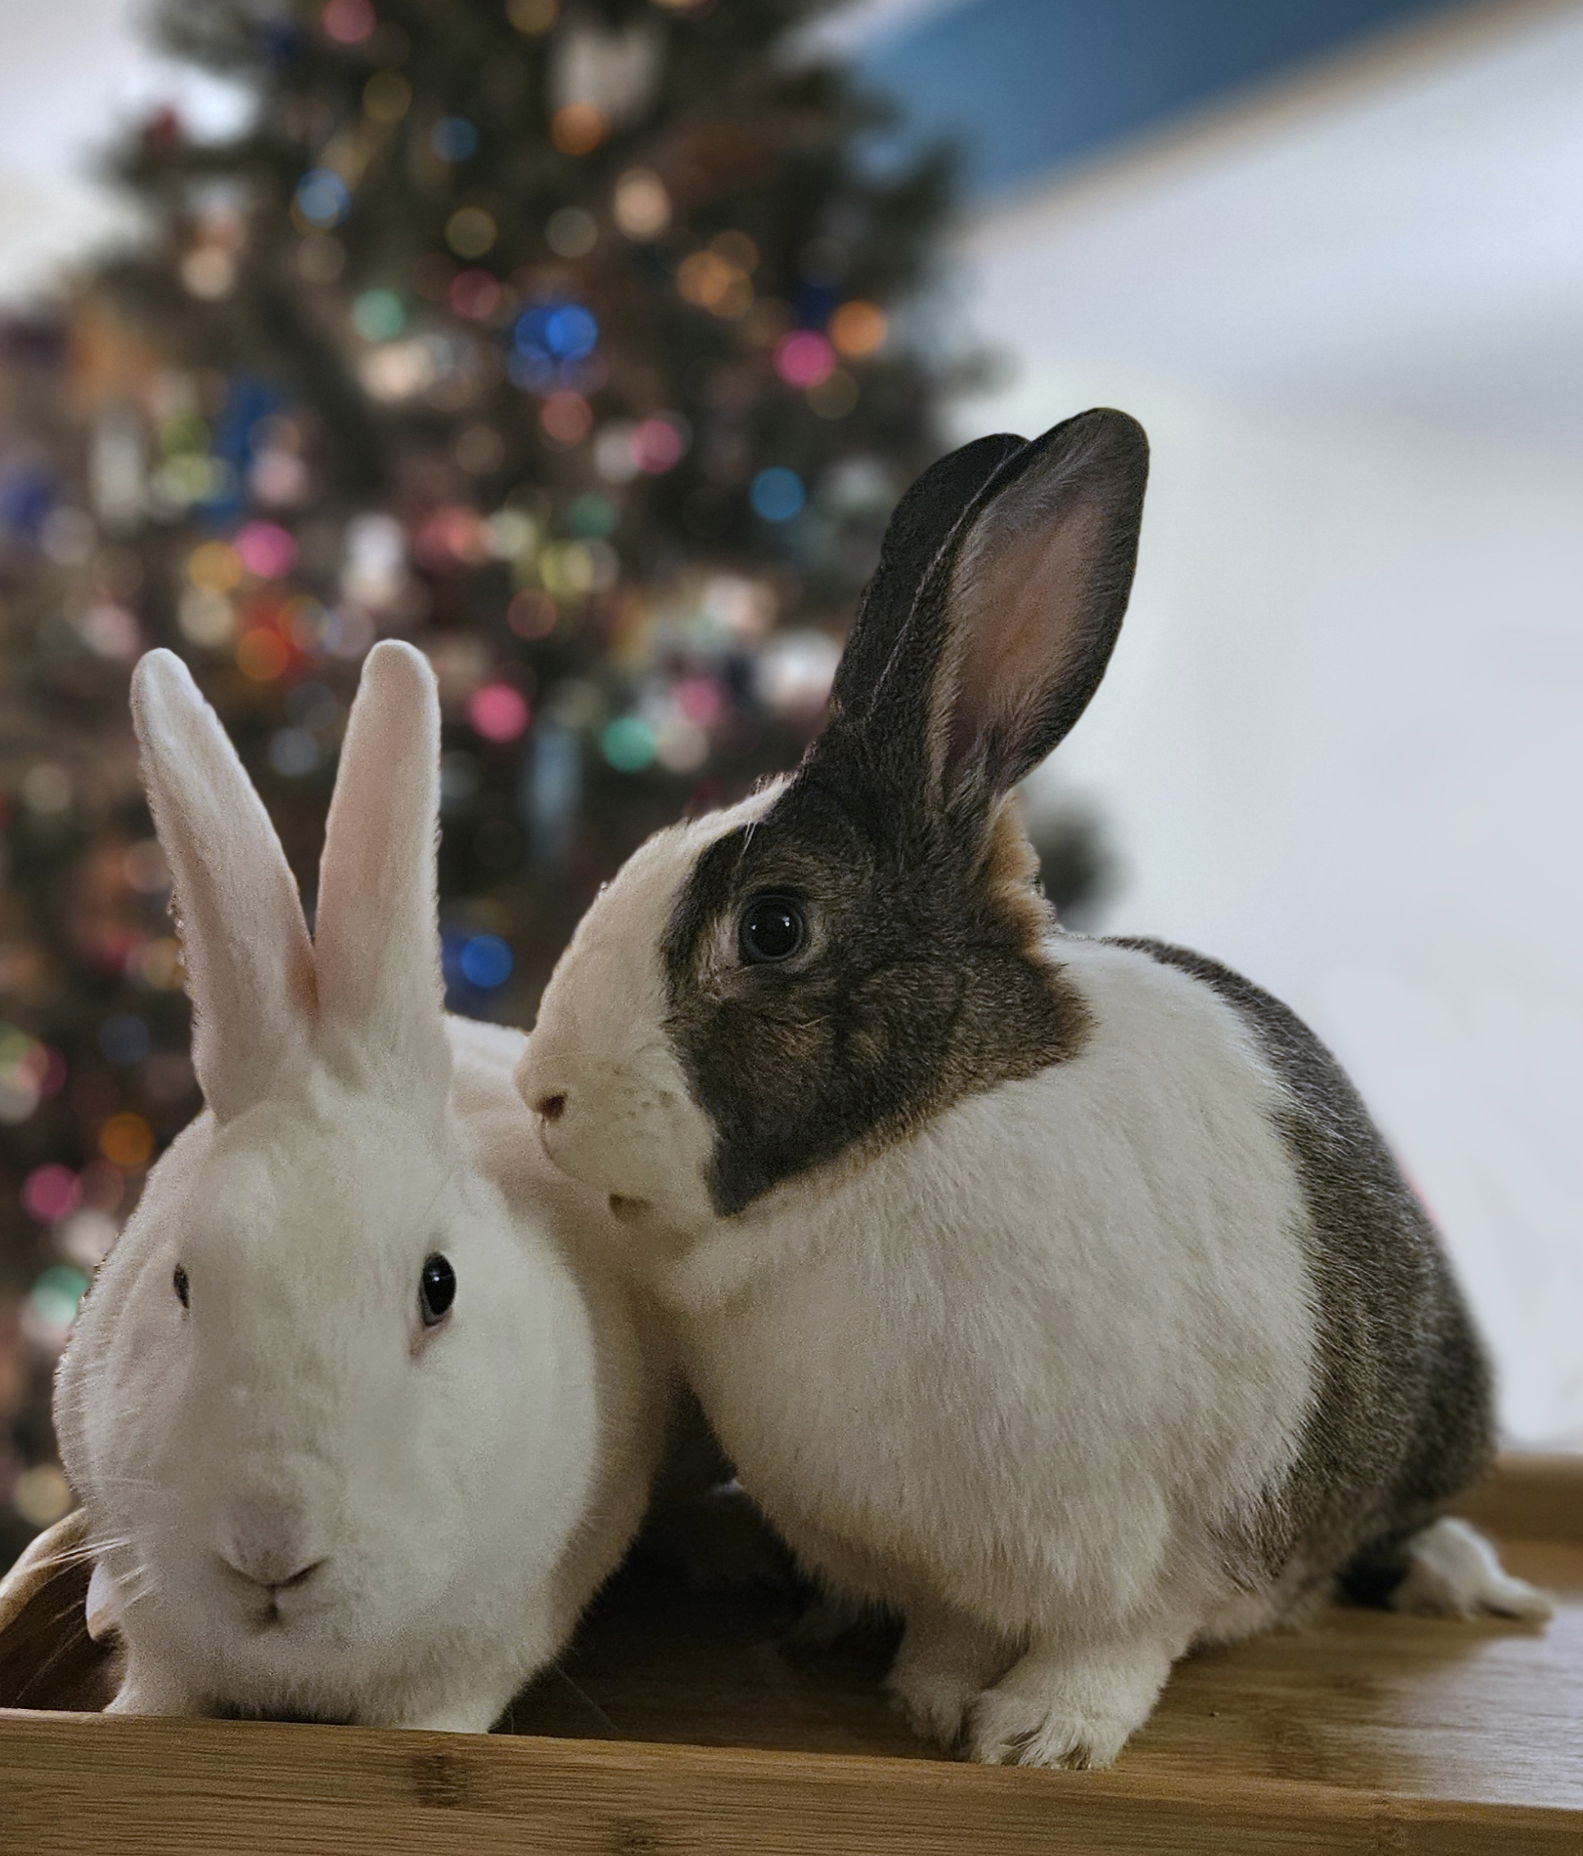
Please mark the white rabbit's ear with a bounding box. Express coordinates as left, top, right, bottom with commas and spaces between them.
130, 650, 315, 1121
313, 641, 449, 1096
817, 410, 1147, 822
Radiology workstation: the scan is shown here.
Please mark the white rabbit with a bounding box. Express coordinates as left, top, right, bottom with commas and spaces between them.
517, 412, 1550, 1769
53, 640, 665, 1732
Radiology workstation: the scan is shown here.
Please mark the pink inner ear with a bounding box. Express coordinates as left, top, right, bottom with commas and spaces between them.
945, 491, 1111, 788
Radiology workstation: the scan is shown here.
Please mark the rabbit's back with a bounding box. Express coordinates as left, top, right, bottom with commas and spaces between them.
1109, 938, 1494, 1602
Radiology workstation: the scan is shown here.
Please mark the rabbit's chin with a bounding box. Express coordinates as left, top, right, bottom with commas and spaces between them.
115, 1563, 442, 1724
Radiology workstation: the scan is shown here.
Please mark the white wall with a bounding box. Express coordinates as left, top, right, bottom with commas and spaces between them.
0, 0, 249, 304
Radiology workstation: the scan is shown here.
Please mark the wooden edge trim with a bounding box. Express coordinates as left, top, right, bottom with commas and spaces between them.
0, 1709, 1578, 1855
1462, 1453, 1583, 1545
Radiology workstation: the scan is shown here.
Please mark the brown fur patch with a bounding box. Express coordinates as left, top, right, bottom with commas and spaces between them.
1112, 939, 1495, 1600
662, 780, 1088, 1216
983, 797, 1058, 953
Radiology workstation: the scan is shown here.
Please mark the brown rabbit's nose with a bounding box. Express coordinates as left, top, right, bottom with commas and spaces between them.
536, 1092, 567, 1123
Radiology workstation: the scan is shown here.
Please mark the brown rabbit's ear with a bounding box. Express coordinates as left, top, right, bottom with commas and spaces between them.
935, 409, 1147, 803
815, 409, 1147, 824
828, 432, 1027, 729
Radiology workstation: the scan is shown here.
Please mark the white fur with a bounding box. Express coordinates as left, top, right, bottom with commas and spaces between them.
54, 645, 665, 1732
1388, 1518, 1553, 1622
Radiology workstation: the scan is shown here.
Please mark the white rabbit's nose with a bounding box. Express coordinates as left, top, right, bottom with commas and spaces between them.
535, 1090, 568, 1122
216, 1496, 327, 1591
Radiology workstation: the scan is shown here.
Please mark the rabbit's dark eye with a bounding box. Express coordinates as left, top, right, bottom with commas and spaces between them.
173, 1265, 189, 1308
419, 1254, 456, 1328
739, 895, 805, 964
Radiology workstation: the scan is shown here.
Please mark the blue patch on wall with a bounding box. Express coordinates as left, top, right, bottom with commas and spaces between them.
856, 0, 1462, 198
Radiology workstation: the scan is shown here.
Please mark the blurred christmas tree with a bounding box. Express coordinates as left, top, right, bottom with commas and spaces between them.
1, 0, 964, 1566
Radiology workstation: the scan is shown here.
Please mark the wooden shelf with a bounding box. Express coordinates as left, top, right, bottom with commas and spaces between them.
3, 1456, 1580, 1853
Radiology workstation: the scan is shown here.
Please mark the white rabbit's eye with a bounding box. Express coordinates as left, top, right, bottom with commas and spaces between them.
419, 1254, 456, 1328
173, 1265, 190, 1308
739, 894, 805, 964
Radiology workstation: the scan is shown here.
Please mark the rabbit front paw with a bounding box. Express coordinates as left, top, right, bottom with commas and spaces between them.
964, 1630, 1178, 1769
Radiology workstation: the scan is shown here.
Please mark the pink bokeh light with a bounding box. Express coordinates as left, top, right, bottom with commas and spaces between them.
774, 330, 836, 390
235, 520, 299, 579
468, 682, 531, 742
22, 1164, 82, 1224
629, 416, 686, 474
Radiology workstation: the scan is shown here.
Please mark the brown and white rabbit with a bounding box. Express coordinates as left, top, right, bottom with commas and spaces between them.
516, 411, 1549, 1769
54, 641, 666, 1731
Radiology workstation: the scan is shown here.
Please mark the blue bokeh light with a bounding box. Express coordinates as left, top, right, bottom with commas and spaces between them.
750, 467, 806, 522
458, 933, 514, 990
430, 117, 480, 162
513, 302, 600, 364
294, 168, 350, 228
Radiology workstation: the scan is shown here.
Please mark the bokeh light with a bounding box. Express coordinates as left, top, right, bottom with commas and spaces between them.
829, 300, 888, 358
237, 628, 291, 681
430, 117, 480, 162
540, 392, 593, 446
235, 520, 298, 579
100, 1113, 155, 1170
546, 206, 598, 258
507, 0, 558, 31
187, 539, 243, 592
449, 268, 502, 320
613, 168, 670, 239
468, 682, 531, 742
552, 103, 606, 156
775, 330, 836, 389
363, 70, 412, 122
750, 467, 806, 522
352, 288, 406, 341
630, 415, 688, 474
459, 934, 514, 989
322, 0, 375, 45
446, 207, 497, 259
22, 1166, 80, 1225
601, 715, 657, 771
294, 169, 350, 230
508, 588, 558, 640
515, 301, 600, 363
12, 1465, 72, 1528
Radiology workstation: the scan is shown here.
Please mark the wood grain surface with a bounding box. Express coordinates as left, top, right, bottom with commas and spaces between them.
3, 1708, 1581, 1856
1, 1456, 1579, 1853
